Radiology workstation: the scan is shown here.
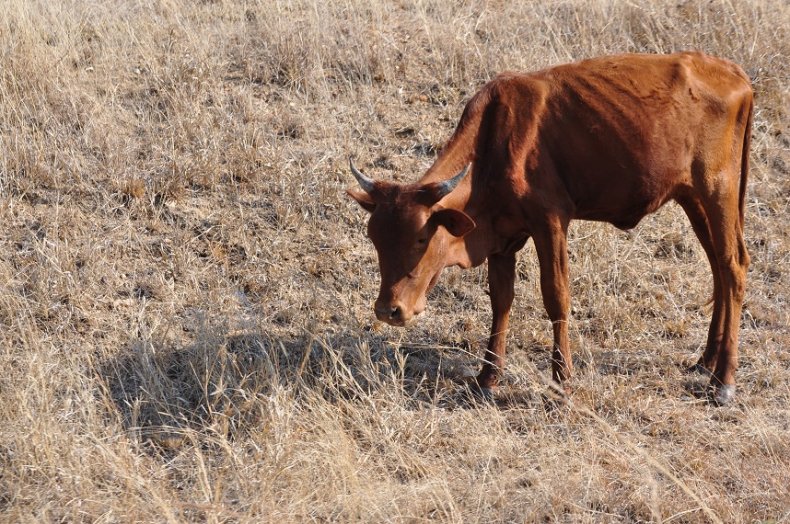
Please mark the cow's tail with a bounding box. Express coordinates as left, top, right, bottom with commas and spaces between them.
732, 91, 754, 275
738, 94, 753, 234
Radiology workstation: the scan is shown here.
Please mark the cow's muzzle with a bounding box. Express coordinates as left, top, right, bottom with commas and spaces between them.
374, 301, 417, 327
375, 304, 406, 326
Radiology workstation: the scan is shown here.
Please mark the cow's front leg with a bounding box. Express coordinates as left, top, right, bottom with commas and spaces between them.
476, 252, 516, 397
533, 216, 573, 386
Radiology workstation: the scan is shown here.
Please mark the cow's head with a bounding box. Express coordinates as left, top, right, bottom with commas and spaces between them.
347, 159, 476, 326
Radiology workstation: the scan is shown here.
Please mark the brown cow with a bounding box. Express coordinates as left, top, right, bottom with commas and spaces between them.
347, 52, 753, 405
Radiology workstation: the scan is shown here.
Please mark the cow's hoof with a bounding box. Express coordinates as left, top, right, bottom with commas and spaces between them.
713, 384, 736, 406
541, 384, 571, 411
687, 362, 713, 376
479, 387, 496, 402
469, 384, 496, 402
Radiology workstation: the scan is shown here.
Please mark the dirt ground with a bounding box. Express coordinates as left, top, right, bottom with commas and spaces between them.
1, 0, 788, 521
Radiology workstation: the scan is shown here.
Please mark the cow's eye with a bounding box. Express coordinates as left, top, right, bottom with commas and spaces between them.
416, 238, 428, 245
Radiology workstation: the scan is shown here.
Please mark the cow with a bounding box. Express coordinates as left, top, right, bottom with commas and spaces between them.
346, 52, 753, 405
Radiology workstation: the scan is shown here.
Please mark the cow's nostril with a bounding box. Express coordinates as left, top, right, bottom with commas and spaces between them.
374, 302, 409, 325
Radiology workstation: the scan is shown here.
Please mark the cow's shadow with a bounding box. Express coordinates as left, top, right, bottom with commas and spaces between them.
96, 324, 501, 444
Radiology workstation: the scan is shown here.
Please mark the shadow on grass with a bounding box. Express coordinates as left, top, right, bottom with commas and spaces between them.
95, 319, 493, 444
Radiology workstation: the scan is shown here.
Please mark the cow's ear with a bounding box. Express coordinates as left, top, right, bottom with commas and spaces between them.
346, 189, 377, 213
432, 208, 476, 237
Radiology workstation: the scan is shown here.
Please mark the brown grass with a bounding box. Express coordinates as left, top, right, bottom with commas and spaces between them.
1, 0, 788, 521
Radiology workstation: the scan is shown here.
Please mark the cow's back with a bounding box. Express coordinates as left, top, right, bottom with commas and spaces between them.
517, 52, 752, 228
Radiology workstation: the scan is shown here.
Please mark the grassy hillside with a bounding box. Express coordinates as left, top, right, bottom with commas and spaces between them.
1, 0, 788, 521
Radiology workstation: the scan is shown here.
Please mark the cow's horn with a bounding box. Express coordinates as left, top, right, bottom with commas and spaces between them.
349, 157, 376, 194
434, 164, 470, 198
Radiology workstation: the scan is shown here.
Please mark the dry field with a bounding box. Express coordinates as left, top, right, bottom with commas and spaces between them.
1, 0, 788, 522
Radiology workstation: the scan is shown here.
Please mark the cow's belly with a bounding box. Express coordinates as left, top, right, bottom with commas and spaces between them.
567, 168, 681, 230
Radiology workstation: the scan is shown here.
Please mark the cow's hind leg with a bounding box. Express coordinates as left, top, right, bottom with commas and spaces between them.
700, 190, 749, 405
676, 196, 724, 374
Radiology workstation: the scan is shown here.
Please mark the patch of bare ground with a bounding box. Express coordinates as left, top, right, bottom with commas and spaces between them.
1, 0, 788, 521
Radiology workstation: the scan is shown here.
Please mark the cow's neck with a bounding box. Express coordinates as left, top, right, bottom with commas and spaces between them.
438, 175, 506, 269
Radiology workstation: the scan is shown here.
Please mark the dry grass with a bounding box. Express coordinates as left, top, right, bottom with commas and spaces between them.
1, 0, 788, 521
